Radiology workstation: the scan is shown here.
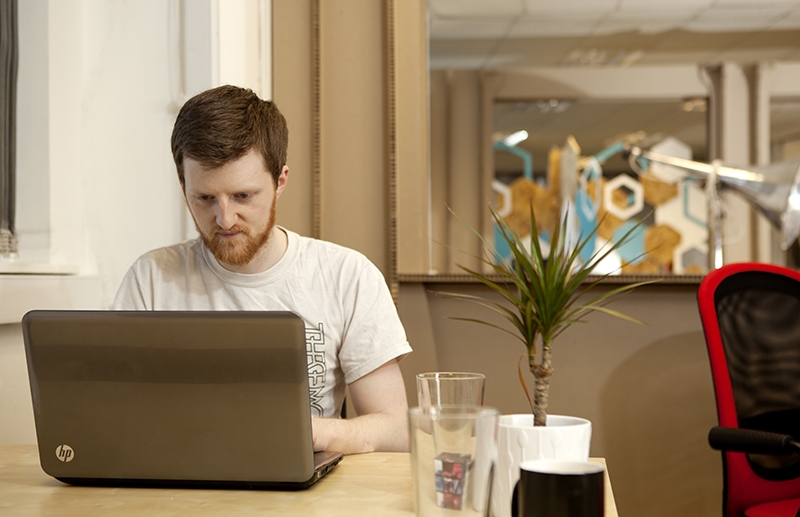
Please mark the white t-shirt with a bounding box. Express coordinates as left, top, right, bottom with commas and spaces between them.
113, 228, 412, 418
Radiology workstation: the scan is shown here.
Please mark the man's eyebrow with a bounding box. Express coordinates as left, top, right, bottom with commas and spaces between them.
187, 185, 264, 195
185, 187, 209, 195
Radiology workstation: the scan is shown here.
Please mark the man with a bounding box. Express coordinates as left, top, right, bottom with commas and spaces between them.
113, 85, 412, 454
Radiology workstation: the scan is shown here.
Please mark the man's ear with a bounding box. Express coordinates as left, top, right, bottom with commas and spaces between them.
275, 166, 289, 199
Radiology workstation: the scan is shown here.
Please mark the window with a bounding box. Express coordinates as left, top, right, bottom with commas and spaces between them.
0, 0, 18, 258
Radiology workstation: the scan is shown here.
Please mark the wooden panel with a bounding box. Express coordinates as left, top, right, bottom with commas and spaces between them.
272, 0, 314, 238
393, 0, 430, 276
319, 0, 387, 272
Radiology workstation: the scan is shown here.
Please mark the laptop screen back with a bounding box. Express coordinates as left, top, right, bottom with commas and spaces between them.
23, 310, 321, 488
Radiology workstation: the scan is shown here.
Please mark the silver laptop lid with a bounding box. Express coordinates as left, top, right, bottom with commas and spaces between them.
23, 310, 323, 488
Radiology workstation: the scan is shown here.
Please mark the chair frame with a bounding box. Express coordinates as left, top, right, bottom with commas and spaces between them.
698, 262, 800, 517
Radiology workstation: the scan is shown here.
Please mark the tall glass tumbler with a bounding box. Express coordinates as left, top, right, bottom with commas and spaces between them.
409, 406, 499, 516
416, 372, 486, 409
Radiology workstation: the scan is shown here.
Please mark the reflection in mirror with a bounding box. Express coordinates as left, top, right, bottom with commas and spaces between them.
772, 97, 800, 267
492, 98, 708, 275
771, 98, 800, 164
411, 1, 800, 281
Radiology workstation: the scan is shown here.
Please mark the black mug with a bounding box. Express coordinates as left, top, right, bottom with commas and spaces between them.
514, 460, 605, 517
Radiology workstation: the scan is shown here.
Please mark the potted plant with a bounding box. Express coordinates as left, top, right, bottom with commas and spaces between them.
444, 203, 652, 517
449, 204, 650, 424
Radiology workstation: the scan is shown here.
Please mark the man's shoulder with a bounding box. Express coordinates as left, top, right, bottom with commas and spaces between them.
289, 231, 372, 267
131, 239, 204, 271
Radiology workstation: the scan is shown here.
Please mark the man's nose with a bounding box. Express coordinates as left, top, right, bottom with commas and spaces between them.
215, 200, 237, 230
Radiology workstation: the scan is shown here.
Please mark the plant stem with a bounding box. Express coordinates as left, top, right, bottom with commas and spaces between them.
531, 340, 553, 426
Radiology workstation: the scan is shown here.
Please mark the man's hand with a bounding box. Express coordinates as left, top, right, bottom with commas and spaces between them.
311, 359, 409, 454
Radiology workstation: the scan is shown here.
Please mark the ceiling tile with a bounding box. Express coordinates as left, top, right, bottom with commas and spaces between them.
771, 7, 800, 29
598, 10, 702, 35
685, 6, 795, 32
427, 0, 800, 69
509, 18, 602, 38
429, 18, 515, 39
619, 0, 714, 10
713, 0, 800, 6
523, 0, 616, 16
429, 54, 513, 70
486, 37, 589, 67
594, 20, 687, 36
428, 0, 524, 18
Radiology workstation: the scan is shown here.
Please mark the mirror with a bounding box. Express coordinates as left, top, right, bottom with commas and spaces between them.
396, 1, 800, 281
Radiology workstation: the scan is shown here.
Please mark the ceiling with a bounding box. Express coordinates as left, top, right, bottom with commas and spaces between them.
428, 0, 800, 171
429, 0, 800, 69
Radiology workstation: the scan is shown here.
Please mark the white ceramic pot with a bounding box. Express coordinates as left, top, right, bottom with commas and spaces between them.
492, 414, 592, 517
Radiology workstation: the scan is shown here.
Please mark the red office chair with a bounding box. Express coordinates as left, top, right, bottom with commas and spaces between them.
698, 262, 800, 517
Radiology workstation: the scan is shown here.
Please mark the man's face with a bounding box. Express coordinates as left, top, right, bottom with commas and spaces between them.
182, 149, 287, 272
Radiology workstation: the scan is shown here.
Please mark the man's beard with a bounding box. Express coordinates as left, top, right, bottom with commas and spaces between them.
196, 198, 277, 267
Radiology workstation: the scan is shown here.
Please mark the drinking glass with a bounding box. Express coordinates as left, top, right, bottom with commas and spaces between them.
416, 372, 485, 409
409, 406, 499, 516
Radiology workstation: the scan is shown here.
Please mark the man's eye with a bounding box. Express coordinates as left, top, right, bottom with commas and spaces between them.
196, 195, 212, 202
235, 193, 250, 200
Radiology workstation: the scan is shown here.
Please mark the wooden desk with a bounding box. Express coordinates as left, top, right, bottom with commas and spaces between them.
0, 445, 617, 516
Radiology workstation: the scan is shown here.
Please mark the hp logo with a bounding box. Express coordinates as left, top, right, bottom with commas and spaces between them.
55, 444, 75, 463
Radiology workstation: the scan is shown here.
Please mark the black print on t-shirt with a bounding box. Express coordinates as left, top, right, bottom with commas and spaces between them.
306, 323, 326, 417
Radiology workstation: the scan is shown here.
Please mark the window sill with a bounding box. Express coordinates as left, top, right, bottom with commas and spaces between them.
0, 273, 104, 325
0, 262, 79, 275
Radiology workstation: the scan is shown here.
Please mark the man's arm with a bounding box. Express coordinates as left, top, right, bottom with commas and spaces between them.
311, 359, 409, 454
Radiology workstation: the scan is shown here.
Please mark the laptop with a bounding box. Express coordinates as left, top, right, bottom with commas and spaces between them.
22, 310, 343, 490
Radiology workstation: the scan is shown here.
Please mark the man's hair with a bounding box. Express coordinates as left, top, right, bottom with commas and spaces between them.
171, 85, 288, 186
